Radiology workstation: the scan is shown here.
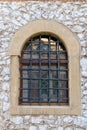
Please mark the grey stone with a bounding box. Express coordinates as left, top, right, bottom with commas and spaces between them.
82, 71, 87, 77
31, 116, 43, 124
65, 127, 73, 130
11, 117, 23, 125
73, 25, 85, 33
80, 58, 87, 71
63, 117, 73, 123
83, 111, 87, 118
57, 127, 63, 130
4, 75, 10, 81
0, 92, 9, 102
3, 102, 9, 112
29, 126, 37, 130
79, 17, 86, 23
10, 3, 20, 10
75, 128, 84, 130
74, 117, 87, 128
39, 125, 47, 130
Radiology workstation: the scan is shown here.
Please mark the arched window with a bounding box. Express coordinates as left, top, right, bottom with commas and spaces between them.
19, 34, 69, 105
8, 20, 81, 115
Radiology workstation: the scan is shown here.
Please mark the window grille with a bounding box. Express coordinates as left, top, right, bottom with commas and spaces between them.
19, 34, 69, 105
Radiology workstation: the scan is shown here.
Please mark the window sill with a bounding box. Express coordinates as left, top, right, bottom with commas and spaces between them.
11, 105, 81, 115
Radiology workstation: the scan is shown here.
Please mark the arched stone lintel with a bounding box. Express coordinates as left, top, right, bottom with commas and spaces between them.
8, 20, 80, 57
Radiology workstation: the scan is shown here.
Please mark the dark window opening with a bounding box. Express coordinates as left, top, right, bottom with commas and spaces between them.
19, 34, 69, 106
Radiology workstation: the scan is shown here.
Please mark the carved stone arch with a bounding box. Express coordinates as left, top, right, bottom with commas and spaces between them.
8, 20, 80, 58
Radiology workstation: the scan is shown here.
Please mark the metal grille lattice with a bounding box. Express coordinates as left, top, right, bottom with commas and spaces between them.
19, 34, 69, 105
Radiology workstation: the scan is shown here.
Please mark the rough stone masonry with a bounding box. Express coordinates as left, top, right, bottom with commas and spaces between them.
0, 1, 87, 130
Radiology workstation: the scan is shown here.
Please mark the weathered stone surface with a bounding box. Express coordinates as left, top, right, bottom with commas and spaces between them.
31, 116, 43, 124
0, 92, 9, 102
63, 116, 73, 124
2, 82, 9, 91
82, 104, 87, 110
39, 125, 47, 130
72, 25, 85, 33
65, 127, 73, 130
84, 82, 87, 88
75, 128, 84, 130
57, 127, 63, 130
11, 117, 23, 125
29, 126, 37, 130
80, 58, 87, 71
79, 17, 86, 23
74, 117, 87, 128
82, 111, 87, 118
4, 75, 10, 81
82, 71, 87, 77
83, 90, 87, 95
2, 102, 9, 112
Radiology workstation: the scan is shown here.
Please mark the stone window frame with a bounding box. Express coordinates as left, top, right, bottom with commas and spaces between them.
8, 20, 81, 115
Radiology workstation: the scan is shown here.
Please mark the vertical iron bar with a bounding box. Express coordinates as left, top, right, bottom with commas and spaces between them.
48, 35, 51, 105
56, 40, 60, 104
38, 35, 41, 105
28, 40, 32, 105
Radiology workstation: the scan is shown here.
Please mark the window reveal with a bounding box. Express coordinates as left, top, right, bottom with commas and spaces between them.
19, 34, 69, 105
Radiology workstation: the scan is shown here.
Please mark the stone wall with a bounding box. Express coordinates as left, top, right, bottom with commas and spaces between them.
0, 1, 87, 130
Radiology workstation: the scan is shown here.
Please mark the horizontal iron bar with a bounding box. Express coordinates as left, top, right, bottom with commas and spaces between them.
23, 50, 67, 54
20, 77, 68, 81
20, 88, 68, 90
20, 59, 68, 65
20, 68, 68, 71
23, 41, 61, 44
19, 97, 69, 100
